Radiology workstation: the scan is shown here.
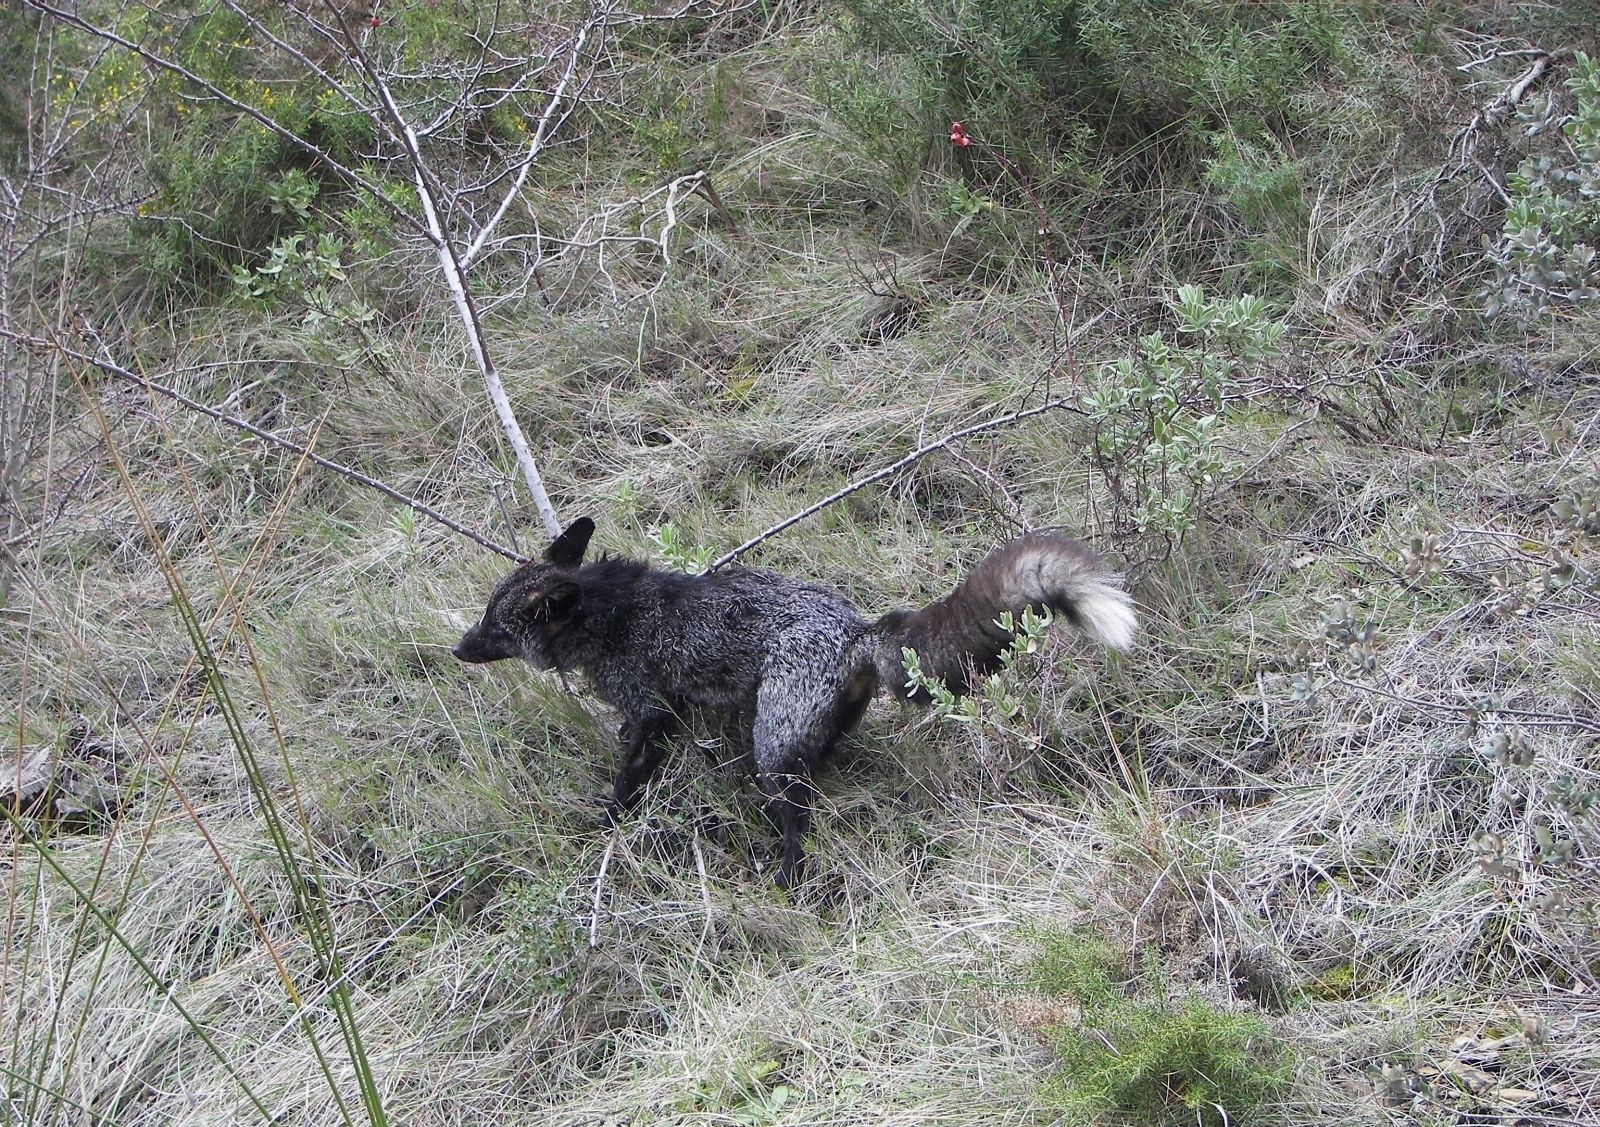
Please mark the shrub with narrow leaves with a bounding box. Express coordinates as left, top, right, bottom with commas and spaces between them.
1029, 930, 1292, 1126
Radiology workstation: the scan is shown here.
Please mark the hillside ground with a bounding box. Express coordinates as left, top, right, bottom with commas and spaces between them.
4, 3, 1599, 1125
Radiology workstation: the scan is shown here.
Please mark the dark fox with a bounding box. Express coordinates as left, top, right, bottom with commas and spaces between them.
453, 518, 1136, 887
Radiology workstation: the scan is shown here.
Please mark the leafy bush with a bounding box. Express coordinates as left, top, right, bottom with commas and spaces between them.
98, 8, 362, 289
1030, 930, 1292, 1126
1083, 285, 1286, 551
71, 2, 484, 295
1483, 52, 1600, 321
496, 876, 584, 997
1203, 131, 1309, 287
648, 521, 715, 572
134, 105, 376, 295
821, 0, 1369, 209
227, 232, 386, 371
903, 604, 1054, 729
1554, 476, 1600, 537
679, 1055, 796, 1126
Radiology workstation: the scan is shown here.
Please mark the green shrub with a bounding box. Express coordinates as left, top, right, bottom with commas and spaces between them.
819, 0, 1371, 210
1029, 927, 1125, 1010
1203, 131, 1309, 288
1083, 284, 1286, 553
57, 2, 485, 297
134, 93, 379, 294
1029, 930, 1292, 1126
1045, 996, 1292, 1125
902, 605, 1054, 728
1483, 52, 1600, 322
496, 876, 584, 997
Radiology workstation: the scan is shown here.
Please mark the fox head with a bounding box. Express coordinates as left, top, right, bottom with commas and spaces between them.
453, 517, 594, 668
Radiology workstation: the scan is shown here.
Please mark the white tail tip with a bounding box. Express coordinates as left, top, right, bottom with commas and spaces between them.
1081, 583, 1138, 651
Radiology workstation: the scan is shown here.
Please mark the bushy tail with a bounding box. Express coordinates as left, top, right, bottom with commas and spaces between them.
871, 532, 1136, 699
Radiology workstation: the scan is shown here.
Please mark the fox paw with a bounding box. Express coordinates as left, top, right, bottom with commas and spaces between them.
578, 796, 626, 832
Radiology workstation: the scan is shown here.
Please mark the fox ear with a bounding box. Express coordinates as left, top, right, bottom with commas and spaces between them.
520, 579, 581, 621
545, 517, 595, 568
543, 579, 582, 621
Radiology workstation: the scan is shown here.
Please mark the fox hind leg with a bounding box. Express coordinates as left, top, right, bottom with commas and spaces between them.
756, 769, 815, 889
752, 666, 866, 888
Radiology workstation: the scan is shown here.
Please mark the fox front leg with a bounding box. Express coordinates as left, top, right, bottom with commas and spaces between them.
610, 711, 677, 813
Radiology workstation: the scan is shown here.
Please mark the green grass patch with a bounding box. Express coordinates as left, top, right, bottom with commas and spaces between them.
1030, 929, 1292, 1126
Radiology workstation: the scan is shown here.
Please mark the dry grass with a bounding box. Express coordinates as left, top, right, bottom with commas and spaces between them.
6, 6, 1600, 1127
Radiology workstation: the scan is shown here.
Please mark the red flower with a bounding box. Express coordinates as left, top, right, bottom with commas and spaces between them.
369, 16, 380, 28
949, 121, 972, 148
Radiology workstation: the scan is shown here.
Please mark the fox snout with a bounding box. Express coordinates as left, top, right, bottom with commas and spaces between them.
452, 623, 515, 664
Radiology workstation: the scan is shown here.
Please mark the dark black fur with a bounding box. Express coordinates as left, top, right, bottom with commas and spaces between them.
454, 517, 1136, 886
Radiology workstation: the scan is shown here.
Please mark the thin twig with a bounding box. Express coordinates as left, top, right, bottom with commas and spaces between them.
589, 829, 617, 948
1327, 675, 1600, 735
694, 175, 735, 227
706, 396, 1086, 571
461, 3, 613, 268
1, 327, 522, 561
945, 447, 1030, 532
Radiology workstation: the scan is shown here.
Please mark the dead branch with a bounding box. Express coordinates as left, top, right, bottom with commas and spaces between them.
0, 327, 522, 561
706, 397, 1088, 572
330, 9, 563, 539
1451, 50, 1563, 163
461, 4, 613, 267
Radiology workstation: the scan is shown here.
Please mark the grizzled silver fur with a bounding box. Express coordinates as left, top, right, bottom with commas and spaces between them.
454, 517, 1136, 887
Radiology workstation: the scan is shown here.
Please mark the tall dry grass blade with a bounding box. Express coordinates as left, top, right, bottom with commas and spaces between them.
4, 808, 278, 1122
66, 368, 390, 1125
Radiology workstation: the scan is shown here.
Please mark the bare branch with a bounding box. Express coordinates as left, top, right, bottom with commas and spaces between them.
1451, 50, 1564, 162
707, 397, 1089, 572
655, 171, 708, 265
335, 11, 562, 537
23, 0, 727, 539
0, 327, 523, 562
461, 2, 614, 268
